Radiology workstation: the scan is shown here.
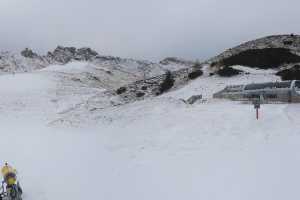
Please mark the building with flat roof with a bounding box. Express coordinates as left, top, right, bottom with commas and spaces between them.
213, 80, 300, 103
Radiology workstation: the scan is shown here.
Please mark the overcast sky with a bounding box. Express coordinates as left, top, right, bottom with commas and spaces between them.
0, 0, 299, 61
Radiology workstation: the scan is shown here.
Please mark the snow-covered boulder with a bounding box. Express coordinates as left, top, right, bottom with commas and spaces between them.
186, 95, 202, 104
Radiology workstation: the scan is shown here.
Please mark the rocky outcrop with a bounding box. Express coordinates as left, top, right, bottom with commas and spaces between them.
115, 67, 203, 103
21, 48, 39, 58
207, 34, 300, 70
216, 66, 243, 77
276, 64, 300, 80
185, 95, 202, 104
47, 46, 98, 64
188, 69, 203, 79
157, 71, 175, 95
214, 48, 300, 69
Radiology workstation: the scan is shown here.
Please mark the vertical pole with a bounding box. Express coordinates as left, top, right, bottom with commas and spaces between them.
256, 108, 259, 120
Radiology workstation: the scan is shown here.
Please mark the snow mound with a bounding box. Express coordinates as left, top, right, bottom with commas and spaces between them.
231, 65, 278, 74
0, 73, 54, 94
41, 62, 92, 73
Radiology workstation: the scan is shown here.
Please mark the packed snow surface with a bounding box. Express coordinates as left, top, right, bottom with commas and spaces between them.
41, 62, 92, 73
231, 65, 278, 74
0, 63, 299, 200
0, 73, 54, 94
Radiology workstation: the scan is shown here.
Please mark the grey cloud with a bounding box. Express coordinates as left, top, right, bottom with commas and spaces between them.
0, 0, 299, 61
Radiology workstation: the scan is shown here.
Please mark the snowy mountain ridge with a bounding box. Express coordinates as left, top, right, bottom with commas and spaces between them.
0, 47, 200, 100
0, 46, 193, 76
1, 35, 300, 200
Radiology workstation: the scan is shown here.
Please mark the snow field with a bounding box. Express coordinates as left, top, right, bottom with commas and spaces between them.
0, 62, 299, 200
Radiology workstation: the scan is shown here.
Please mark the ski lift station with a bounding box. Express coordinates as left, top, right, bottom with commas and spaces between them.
213, 80, 300, 103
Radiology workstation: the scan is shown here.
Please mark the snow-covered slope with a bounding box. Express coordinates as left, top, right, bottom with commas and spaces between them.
1, 59, 300, 200
164, 65, 280, 99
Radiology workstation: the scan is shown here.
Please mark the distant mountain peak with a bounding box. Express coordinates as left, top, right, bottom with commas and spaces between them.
47, 46, 99, 64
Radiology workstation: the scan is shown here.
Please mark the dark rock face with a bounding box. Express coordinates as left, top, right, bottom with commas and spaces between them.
158, 71, 175, 95
76, 48, 98, 61
217, 67, 243, 77
283, 40, 294, 45
141, 86, 147, 90
136, 92, 145, 98
21, 48, 38, 58
207, 35, 300, 69
276, 64, 300, 80
116, 87, 127, 95
214, 48, 300, 69
47, 46, 76, 63
188, 69, 203, 79
186, 95, 202, 104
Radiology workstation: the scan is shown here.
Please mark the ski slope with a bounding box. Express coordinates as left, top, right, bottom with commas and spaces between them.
0, 63, 300, 200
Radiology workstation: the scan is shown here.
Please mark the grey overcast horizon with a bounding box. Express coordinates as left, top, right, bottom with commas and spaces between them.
0, 0, 299, 62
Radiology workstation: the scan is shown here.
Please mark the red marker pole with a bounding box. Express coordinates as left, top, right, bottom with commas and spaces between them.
253, 99, 261, 120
